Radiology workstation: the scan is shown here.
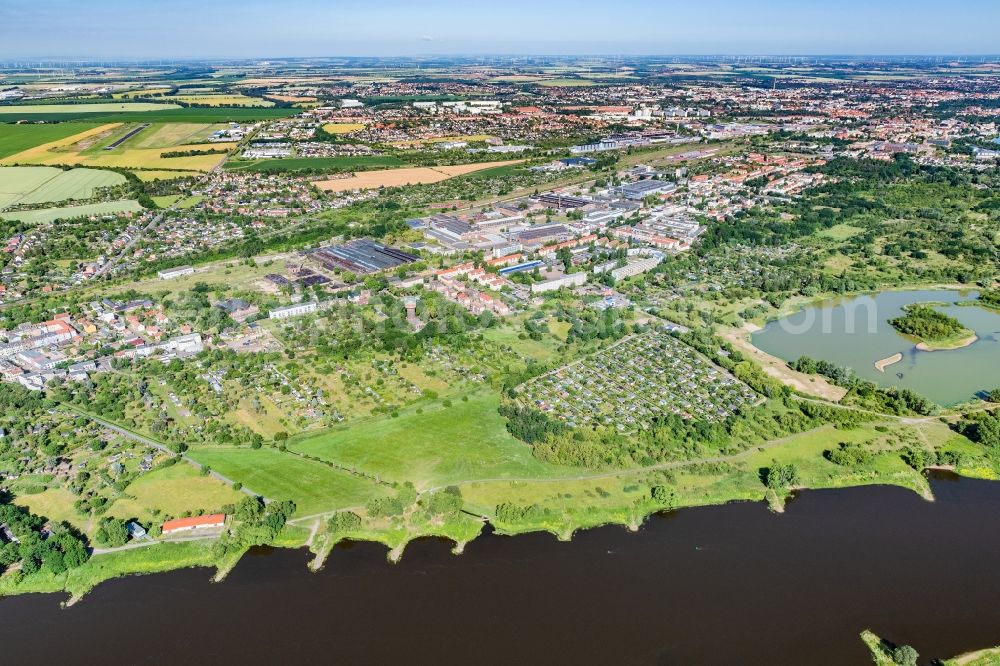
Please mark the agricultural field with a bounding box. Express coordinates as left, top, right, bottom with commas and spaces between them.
0, 102, 180, 117
267, 94, 319, 104
289, 391, 565, 489
0, 123, 122, 163
536, 78, 598, 87
0, 166, 126, 208
514, 330, 760, 431
112, 87, 172, 99
171, 94, 273, 107
0, 199, 143, 224
321, 122, 366, 134
314, 160, 524, 192
0, 122, 97, 159
1, 122, 230, 172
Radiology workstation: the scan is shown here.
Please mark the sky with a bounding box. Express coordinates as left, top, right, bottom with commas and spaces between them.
1, 0, 998, 60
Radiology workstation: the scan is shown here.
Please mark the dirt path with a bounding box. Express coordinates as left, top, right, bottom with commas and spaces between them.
304, 519, 321, 548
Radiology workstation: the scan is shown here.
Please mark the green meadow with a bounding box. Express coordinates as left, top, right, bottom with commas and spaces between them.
289, 390, 569, 489
186, 446, 390, 516
0, 199, 143, 224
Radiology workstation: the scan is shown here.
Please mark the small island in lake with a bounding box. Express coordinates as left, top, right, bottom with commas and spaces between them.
889, 304, 978, 351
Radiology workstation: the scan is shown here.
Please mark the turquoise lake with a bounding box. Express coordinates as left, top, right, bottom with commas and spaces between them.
751, 289, 1000, 405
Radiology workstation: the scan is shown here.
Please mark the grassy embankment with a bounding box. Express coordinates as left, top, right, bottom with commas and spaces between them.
861, 630, 1000, 666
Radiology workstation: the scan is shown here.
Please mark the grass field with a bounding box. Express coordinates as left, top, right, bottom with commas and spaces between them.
289, 391, 565, 489
151, 194, 203, 208
107, 463, 244, 523
0, 123, 97, 159
818, 223, 865, 240
321, 122, 366, 134
110, 257, 286, 296
14, 488, 85, 530
0, 166, 126, 208
186, 446, 390, 516
314, 160, 524, 192
129, 122, 229, 148
225, 155, 405, 173
0, 103, 179, 117
0, 199, 143, 224
135, 169, 202, 181
459, 163, 526, 180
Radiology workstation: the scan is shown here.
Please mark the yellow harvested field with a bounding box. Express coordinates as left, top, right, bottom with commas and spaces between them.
19, 146, 225, 171
171, 94, 273, 107
390, 134, 495, 148
315, 160, 523, 192
113, 87, 172, 99
322, 122, 366, 134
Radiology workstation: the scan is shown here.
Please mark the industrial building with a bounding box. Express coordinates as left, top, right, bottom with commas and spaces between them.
308, 238, 418, 275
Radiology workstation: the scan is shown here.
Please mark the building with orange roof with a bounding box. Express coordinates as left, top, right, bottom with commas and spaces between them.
161, 513, 226, 535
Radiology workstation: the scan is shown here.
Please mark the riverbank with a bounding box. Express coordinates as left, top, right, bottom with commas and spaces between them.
862, 630, 1000, 666
718, 323, 847, 401
8, 435, 993, 605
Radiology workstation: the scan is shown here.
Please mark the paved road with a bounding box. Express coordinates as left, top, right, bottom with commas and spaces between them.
68, 407, 270, 502
94, 212, 163, 278
91, 531, 220, 555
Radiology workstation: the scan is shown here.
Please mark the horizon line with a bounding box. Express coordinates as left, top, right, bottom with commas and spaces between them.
3, 53, 1000, 64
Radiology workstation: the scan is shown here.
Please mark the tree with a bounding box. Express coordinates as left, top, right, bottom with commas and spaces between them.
328, 511, 362, 533
764, 464, 799, 490
650, 485, 675, 507
988, 388, 1000, 403
892, 644, 918, 666
95, 518, 129, 548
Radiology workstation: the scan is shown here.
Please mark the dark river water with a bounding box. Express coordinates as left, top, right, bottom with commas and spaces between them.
3, 472, 1000, 665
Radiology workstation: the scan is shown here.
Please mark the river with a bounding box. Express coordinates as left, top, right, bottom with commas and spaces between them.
3, 473, 1000, 664
751, 289, 1000, 405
